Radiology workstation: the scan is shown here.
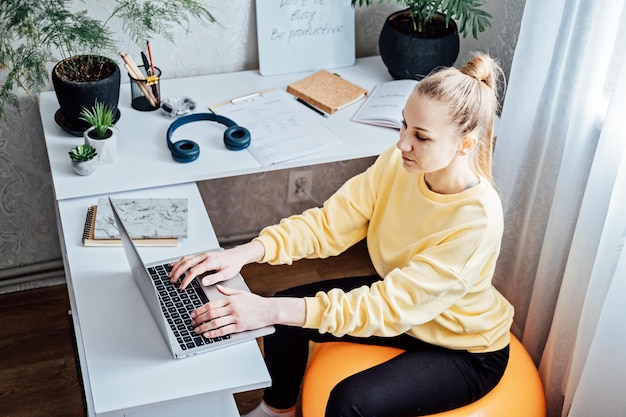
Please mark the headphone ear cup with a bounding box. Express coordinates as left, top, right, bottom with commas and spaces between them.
223, 125, 251, 151
170, 139, 200, 163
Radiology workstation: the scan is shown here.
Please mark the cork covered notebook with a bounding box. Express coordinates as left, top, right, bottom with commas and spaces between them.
287, 70, 368, 115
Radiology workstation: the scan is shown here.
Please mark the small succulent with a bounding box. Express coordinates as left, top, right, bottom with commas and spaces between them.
69, 144, 98, 162
79, 101, 115, 138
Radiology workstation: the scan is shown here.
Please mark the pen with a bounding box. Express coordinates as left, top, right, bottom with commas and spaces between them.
146, 41, 156, 76
140, 52, 151, 75
296, 97, 327, 118
232, 92, 262, 104
145, 41, 159, 102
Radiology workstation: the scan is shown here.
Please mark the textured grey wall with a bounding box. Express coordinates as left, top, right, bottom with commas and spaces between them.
0, 0, 524, 292
198, 158, 378, 244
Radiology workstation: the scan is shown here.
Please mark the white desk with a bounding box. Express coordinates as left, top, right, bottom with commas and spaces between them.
41, 56, 398, 416
39, 56, 397, 200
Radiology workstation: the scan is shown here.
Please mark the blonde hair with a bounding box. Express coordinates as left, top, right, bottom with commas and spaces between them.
416, 53, 504, 182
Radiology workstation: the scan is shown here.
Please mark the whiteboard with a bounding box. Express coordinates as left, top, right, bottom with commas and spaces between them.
255, 0, 356, 76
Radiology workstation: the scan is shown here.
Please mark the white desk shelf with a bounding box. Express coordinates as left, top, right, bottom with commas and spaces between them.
57, 184, 270, 416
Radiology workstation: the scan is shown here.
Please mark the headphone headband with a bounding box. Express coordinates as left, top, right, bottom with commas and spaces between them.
166, 112, 251, 163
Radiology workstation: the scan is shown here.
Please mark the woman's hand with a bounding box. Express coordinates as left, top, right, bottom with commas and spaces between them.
169, 240, 265, 289
191, 285, 306, 339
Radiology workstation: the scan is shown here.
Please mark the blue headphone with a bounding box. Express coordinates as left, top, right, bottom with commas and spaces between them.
166, 112, 251, 163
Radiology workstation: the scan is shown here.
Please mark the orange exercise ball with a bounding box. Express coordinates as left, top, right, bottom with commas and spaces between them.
301, 334, 546, 417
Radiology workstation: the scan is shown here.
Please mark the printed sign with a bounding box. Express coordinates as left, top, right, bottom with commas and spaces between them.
256, 0, 355, 75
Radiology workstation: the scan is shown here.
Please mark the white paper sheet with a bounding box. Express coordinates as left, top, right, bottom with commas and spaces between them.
211, 89, 342, 166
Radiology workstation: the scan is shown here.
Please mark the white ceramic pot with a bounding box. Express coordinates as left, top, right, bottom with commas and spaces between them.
71, 158, 99, 176
84, 127, 117, 164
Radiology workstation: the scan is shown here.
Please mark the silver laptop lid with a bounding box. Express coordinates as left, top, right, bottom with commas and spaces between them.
109, 197, 183, 356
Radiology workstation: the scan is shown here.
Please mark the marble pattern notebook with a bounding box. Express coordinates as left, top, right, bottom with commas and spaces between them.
82, 205, 177, 247
94, 197, 188, 240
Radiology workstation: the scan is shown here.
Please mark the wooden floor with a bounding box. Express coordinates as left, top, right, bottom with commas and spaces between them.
0, 240, 374, 417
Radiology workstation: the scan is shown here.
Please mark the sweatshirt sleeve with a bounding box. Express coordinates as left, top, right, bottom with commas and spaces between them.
304, 223, 492, 337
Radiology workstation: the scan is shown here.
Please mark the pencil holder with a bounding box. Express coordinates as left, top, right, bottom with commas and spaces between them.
129, 66, 161, 111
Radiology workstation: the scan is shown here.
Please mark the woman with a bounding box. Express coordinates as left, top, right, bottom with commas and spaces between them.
170, 52, 513, 417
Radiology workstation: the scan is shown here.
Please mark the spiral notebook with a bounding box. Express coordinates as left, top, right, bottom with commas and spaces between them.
82, 204, 179, 247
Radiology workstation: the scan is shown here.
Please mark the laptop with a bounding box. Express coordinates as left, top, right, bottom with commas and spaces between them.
109, 197, 274, 359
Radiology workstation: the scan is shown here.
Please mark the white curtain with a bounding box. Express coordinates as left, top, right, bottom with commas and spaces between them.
491, 0, 626, 416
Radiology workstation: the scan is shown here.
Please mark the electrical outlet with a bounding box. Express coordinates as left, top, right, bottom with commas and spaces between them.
287, 170, 314, 203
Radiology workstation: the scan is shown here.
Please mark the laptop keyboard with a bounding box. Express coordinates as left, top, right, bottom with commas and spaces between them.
148, 263, 231, 351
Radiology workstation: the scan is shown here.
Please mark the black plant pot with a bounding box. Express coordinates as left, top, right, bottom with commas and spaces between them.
52, 55, 121, 136
379, 10, 460, 80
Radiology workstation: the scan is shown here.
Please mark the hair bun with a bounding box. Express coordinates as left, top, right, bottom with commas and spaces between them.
460, 53, 502, 93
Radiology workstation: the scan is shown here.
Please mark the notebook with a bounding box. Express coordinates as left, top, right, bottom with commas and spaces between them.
94, 197, 188, 240
82, 205, 178, 247
109, 197, 274, 359
286, 70, 368, 115
351, 79, 419, 129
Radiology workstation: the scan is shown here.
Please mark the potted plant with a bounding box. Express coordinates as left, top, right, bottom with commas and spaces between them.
69, 144, 99, 176
352, 0, 492, 79
80, 101, 117, 164
0, 1, 216, 131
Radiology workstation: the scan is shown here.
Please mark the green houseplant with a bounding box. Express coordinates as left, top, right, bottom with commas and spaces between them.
80, 101, 116, 139
352, 0, 492, 79
69, 144, 98, 162
80, 101, 118, 164
69, 144, 99, 176
0, 1, 216, 124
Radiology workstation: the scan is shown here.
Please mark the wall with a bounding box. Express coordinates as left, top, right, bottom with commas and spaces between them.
0, 0, 524, 292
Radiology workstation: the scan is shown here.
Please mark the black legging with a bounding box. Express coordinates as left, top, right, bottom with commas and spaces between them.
261, 275, 509, 417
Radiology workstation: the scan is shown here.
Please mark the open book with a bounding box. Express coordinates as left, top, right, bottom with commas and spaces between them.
351, 79, 418, 129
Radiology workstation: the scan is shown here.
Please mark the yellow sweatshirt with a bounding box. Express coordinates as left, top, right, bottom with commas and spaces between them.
255, 146, 513, 352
